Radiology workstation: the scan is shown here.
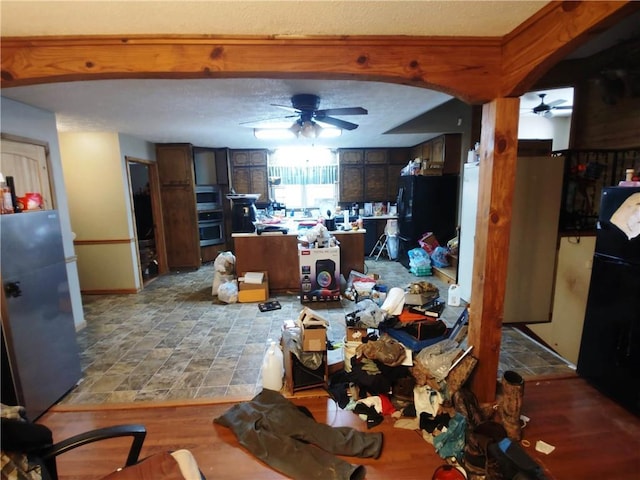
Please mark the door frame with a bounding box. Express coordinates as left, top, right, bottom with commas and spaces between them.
125, 156, 168, 281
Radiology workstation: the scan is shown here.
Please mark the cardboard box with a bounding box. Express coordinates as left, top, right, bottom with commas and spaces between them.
404, 292, 438, 306
298, 307, 328, 351
238, 271, 269, 303
298, 245, 341, 303
346, 327, 368, 343
303, 326, 327, 351
418, 232, 440, 254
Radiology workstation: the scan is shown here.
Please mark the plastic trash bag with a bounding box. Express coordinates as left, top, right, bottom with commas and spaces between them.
408, 247, 432, 276
430, 246, 450, 268
414, 339, 461, 382
218, 280, 238, 304
408, 248, 430, 267
212, 252, 236, 295
345, 299, 386, 328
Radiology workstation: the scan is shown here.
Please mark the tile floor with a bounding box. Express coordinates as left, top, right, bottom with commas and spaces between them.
59, 259, 576, 406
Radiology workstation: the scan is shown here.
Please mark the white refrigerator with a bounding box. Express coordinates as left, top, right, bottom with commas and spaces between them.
457, 148, 564, 324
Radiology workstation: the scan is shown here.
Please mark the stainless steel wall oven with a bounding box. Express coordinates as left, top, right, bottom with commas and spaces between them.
198, 210, 224, 246
195, 185, 222, 211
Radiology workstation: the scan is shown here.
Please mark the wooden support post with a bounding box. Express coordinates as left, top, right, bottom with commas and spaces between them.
468, 97, 520, 403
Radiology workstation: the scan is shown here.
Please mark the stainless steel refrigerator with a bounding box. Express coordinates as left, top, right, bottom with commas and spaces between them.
577, 186, 640, 415
395, 174, 459, 268
1, 210, 81, 419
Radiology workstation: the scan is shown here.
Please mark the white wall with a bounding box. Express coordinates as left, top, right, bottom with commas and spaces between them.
518, 114, 571, 150
0, 98, 85, 328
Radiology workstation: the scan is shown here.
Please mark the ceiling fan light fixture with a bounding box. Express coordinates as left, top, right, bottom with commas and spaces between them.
253, 128, 297, 140
253, 118, 341, 141
292, 120, 341, 139
300, 120, 317, 138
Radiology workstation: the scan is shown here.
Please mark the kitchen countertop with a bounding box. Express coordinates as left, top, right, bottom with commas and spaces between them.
361, 215, 398, 220
232, 228, 366, 238
231, 215, 396, 238
231, 219, 367, 237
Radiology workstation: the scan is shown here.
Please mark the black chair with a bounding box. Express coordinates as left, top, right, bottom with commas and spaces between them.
39, 424, 147, 479
1, 416, 146, 480
2, 417, 205, 479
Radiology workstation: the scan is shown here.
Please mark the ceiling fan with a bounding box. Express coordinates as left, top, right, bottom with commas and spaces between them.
530, 93, 572, 116
243, 94, 368, 137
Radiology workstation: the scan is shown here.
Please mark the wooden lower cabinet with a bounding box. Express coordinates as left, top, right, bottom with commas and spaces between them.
233, 232, 365, 293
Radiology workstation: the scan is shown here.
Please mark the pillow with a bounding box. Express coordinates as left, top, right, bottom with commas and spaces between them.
101, 452, 184, 480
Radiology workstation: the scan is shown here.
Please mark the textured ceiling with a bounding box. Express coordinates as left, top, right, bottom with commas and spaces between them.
0, 1, 549, 37
0, 1, 613, 149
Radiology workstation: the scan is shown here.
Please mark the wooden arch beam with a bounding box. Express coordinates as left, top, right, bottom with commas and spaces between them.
1, 35, 504, 103
1, 2, 632, 105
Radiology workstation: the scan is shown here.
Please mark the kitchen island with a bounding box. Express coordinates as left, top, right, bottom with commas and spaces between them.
232, 229, 365, 294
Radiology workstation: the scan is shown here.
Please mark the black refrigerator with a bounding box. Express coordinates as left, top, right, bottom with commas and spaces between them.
577, 186, 640, 416
396, 175, 459, 268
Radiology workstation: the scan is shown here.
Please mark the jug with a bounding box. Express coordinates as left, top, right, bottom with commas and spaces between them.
448, 284, 461, 307
262, 341, 284, 391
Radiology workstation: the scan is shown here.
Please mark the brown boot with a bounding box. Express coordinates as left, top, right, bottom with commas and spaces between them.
499, 370, 524, 441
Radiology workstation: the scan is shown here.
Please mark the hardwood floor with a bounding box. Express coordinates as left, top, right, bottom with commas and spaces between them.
38, 376, 639, 480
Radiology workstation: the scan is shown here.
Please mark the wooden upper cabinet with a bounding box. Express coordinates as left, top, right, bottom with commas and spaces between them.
156, 144, 195, 185
232, 166, 251, 193
364, 149, 388, 201
387, 148, 409, 202
422, 142, 434, 164
339, 147, 410, 203
340, 149, 364, 165
412, 134, 462, 176
229, 149, 269, 200
339, 149, 364, 203
431, 136, 444, 165
365, 149, 387, 164
364, 164, 387, 201
250, 150, 267, 166
441, 134, 462, 175
250, 167, 269, 201
410, 145, 423, 162
230, 150, 250, 166
389, 148, 410, 166
340, 164, 364, 203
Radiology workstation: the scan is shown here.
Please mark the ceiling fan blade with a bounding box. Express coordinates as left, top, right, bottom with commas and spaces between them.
547, 99, 567, 107
270, 103, 301, 113
553, 105, 573, 110
316, 107, 368, 116
239, 115, 298, 127
315, 115, 359, 130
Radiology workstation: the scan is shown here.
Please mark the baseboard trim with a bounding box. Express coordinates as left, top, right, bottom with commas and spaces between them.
50, 390, 329, 412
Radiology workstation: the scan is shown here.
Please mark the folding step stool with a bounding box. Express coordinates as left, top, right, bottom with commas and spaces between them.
368, 233, 389, 260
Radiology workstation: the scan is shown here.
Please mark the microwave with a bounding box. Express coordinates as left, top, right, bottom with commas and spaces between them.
195, 185, 222, 211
